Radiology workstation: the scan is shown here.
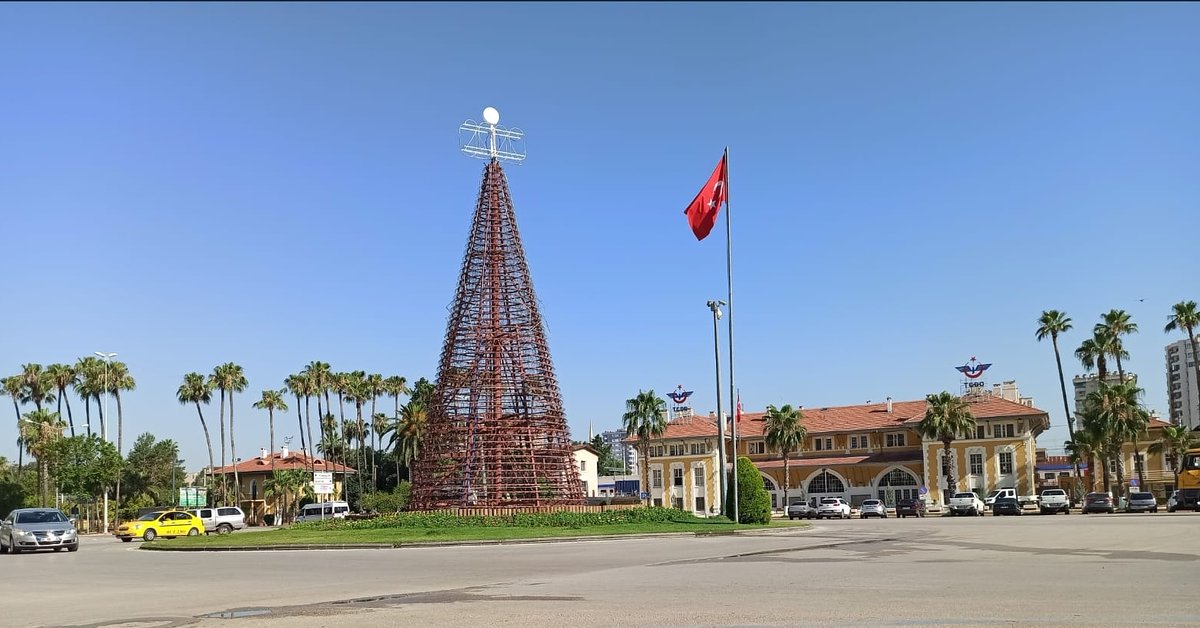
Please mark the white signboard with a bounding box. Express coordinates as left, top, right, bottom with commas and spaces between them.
312, 471, 334, 494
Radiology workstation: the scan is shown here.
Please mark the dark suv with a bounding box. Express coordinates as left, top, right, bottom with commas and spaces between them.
895, 498, 927, 518
1082, 492, 1114, 514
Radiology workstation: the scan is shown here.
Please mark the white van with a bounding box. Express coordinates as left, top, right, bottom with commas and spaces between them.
296, 501, 350, 523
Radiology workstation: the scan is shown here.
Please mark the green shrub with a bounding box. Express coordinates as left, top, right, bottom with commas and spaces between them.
724, 456, 771, 524
359, 481, 411, 513
289, 506, 695, 531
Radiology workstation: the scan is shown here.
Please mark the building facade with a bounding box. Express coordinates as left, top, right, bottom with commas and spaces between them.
628, 393, 1050, 515
1073, 372, 1137, 410
212, 446, 355, 525
1166, 337, 1200, 429
573, 444, 599, 497
600, 429, 637, 476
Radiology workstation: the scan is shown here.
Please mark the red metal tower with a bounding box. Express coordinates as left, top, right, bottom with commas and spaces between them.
410, 157, 584, 508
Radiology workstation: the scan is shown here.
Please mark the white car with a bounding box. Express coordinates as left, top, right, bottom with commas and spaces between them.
1167, 491, 1181, 513
817, 497, 851, 519
859, 499, 887, 519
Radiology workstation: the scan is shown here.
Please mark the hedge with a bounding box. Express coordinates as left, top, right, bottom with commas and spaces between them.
289, 506, 700, 531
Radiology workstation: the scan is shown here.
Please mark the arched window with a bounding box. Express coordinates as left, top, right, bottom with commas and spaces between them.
877, 468, 919, 505
808, 471, 845, 494
762, 475, 776, 491
251, 480, 258, 501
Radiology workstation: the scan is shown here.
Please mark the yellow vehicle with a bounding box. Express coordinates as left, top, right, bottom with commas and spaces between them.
1177, 449, 1200, 511
115, 510, 204, 542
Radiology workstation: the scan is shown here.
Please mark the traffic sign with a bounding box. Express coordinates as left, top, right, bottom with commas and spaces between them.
639, 491, 649, 500
313, 471, 334, 494
919, 486, 928, 495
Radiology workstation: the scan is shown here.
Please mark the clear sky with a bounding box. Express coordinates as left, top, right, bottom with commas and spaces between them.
2, 3, 1198, 471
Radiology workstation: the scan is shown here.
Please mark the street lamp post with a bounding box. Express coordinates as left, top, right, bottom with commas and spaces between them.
95, 351, 117, 533
707, 300, 728, 518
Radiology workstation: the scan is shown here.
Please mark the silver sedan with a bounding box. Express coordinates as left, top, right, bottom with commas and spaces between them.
0, 508, 80, 553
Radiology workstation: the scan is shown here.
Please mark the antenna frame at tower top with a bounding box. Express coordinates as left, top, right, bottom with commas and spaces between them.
459, 107, 526, 163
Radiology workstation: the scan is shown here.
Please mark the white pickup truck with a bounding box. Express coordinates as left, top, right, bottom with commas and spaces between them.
1038, 488, 1071, 515
948, 491, 985, 516
985, 488, 1040, 511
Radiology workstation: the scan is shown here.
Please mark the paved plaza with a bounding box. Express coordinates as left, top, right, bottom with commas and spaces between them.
7, 514, 1198, 627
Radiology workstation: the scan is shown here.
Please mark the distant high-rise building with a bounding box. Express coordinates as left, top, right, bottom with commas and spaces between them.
1073, 372, 1137, 412
600, 429, 637, 476
1166, 338, 1200, 429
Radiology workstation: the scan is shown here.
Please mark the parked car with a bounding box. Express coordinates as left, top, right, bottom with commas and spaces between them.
992, 497, 1022, 516
1125, 492, 1158, 513
1081, 492, 1115, 514
1039, 488, 1071, 515
1167, 491, 1180, 513
859, 499, 887, 519
816, 497, 851, 520
895, 498, 927, 518
0, 508, 79, 554
115, 510, 204, 542
985, 488, 1017, 510
787, 501, 816, 520
948, 491, 986, 516
190, 506, 246, 535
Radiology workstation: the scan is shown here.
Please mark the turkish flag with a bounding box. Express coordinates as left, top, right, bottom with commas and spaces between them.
684, 154, 727, 241
736, 391, 743, 423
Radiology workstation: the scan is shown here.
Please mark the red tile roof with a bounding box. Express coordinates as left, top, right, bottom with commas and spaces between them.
637, 395, 1049, 441
212, 451, 356, 475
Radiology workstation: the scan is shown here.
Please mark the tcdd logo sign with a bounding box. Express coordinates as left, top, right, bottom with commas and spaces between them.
667, 386, 694, 405
955, 357, 992, 380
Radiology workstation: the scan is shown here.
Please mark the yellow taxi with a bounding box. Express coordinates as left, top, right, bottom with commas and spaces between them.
115, 510, 205, 542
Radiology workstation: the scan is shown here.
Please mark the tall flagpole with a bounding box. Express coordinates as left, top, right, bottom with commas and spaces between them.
724, 146, 739, 524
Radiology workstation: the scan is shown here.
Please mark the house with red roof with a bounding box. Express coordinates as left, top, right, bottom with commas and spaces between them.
210, 445, 356, 525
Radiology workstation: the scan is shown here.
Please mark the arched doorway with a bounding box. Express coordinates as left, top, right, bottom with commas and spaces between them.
876, 467, 919, 506
761, 474, 779, 510
806, 470, 847, 504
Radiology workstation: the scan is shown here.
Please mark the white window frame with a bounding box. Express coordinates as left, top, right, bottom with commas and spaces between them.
651, 467, 663, 489
885, 432, 906, 448
748, 441, 766, 455
994, 423, 1016, 439
814, 437, 833, 451
998, 450, 1014, 476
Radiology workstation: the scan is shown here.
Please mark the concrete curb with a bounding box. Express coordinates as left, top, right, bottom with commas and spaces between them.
138, 524, 813, 552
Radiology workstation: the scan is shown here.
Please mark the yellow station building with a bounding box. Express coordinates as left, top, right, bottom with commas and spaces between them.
633, 393, 1052, 514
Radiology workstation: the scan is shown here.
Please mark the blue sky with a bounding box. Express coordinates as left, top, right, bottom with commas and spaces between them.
1, 3, 1198, 470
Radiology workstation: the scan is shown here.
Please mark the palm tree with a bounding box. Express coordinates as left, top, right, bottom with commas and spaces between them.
1100, 310, 1138, 377
253, 389, 288, 469
20, 409, 66, 507
1065, 426, 1104, 493
73, 356, 103, 437
762, 404, 806, 509
106, 360, 134, 455
303, 361, 333, 471
177, 373, 216, 497
622, 390, 668, 506
264, 468, 314, 524
1036, 310, 1083, 489
1165, 300, 1200, 412
916, 392, 976, 500
1088, 381, 1149, 492
385, 376, 409, 420
2, 375, 25, 476
20, 363, 55, 411
341, 372, 369, 494
45, 363, 78, 437
284, 374, 310, 469
393, 399, 427, 481
365, 373, 385, 490
1149, 424, 1198, 485
212, 363, 248, 506
332, 371, 351, 469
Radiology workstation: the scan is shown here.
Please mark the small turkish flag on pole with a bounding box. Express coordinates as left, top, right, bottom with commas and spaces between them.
736, 390, 743, 423
683, 154, 728, 241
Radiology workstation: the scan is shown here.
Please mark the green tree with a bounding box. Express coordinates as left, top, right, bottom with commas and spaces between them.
409, 377, 434, 408
1076, 404, 1112, 494
19, 409, 65, 507
763, 403, 806, 509
303, 361, 334, 472
588, 434, 623, 475
1148, 424, 1198, 485
725, 456, 770, 524
1037, 310, 1083, 487
917, 392, 976, 499
365, 373, 386, 490
1165, 300, 1200, 413
1064, 425, 1104, 495
177, 373, 216, 495
622, 390, 667, 506
121, 433, 184, 510
393, 399, 427, 482
45, 363, 79, 437
73, 356, 104, 438
284, 373, 311, 470
19, 363, 55, 411
50, 435, 122, 505
264, 468, 314, 524
253, 388, 288, 513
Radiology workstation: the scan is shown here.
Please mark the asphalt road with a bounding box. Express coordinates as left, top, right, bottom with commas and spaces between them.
5, 512, 1198, 627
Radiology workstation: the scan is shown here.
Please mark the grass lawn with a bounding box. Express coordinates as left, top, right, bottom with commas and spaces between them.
141, 517, 809, 550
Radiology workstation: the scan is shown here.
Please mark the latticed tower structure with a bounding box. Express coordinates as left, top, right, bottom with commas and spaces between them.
411, 112, 583, 508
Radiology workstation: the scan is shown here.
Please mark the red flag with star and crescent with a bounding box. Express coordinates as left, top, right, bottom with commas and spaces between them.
736, 390, 743, 423
683, 154, 728, 241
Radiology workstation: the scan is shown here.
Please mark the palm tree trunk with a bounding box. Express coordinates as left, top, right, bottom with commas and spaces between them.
218, 388, 227, 502
640, 441, 650, 507
231, 394, 240, 511
305, 395, 316, 474
84, 395, 92, 438
11, 398, 23, 478
370, 395, 378, 491
782, 453, 790, 509
293, 392, 306, 459
1052, 336, 1083, 491
269, 408, 276, 524
114, 391, 125, 516
194, 402, 215, 505
942, 438, 956, 497
63, 387, 75, 438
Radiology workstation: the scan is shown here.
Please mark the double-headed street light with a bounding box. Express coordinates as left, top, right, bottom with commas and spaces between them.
94, 351, 117, 534
707, 300, 728, 518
